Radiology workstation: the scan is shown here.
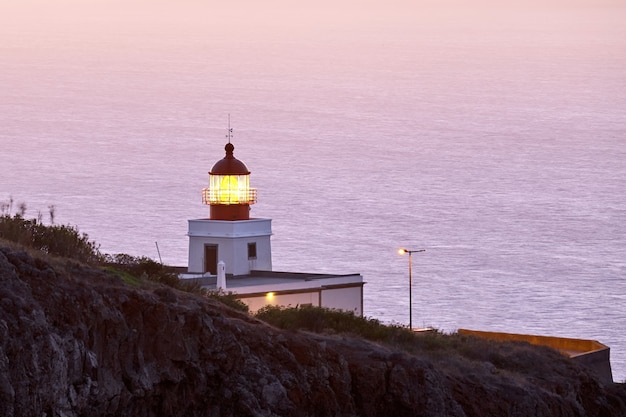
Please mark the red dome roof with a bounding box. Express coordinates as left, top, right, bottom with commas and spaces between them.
210, 143, 250, 175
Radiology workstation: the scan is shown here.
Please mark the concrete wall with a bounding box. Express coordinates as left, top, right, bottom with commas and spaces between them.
459, 329, 613, 384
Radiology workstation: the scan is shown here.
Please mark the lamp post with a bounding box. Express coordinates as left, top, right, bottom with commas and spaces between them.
398, 248, 425, 331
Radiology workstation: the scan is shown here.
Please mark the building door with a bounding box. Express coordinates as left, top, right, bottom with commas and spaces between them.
204, 245, 218, 274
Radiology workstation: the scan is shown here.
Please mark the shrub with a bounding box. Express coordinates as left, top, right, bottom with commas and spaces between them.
0, 214, 101, 264
205, 290, 249, 313
102, 254, 245, 304
104, 266, 142, 287
253, 305, 516, 361
102, 253, 185, 288
0, 207, 248, 307
102, 253, 165, 277
255, 305, 421, 348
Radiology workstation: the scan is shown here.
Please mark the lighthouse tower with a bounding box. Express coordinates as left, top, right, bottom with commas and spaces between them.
187, 141, 272, 276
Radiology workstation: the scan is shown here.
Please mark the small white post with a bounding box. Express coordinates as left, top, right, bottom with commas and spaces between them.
216, 261, 226, 290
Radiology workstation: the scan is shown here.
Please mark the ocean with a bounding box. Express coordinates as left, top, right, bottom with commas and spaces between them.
1, 1, 625, 381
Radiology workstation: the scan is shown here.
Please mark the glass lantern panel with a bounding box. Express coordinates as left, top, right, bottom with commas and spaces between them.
209, 174, 250, 204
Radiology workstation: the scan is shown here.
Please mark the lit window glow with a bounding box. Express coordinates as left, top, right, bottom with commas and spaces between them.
218, 175, 241, 203
202, 174, 257, 205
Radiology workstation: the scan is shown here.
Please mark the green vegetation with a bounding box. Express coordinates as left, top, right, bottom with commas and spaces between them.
104, 266, 142, 287
0, 204, 248, 312
102, 253, 179, 286
205, 289, 249, 313
101, 254, 247, 313
253, 305, 564, 377
0, 213, 101, 264
255, 305, 435, 354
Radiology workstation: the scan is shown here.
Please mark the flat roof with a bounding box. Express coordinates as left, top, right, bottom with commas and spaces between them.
179, 270, 364, 294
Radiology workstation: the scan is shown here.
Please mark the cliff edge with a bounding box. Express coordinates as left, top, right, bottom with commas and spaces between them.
1, 245, 625, 417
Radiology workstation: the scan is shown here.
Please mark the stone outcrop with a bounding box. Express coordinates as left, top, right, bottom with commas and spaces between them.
1, 245, 625, 417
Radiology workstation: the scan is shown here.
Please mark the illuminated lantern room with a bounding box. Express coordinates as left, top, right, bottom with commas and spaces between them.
202, 143, 257, 220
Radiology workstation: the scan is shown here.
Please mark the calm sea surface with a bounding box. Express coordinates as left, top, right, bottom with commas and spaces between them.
1, 3, 625, 380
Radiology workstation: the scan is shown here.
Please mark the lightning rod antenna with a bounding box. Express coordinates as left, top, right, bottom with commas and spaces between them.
226, 114, 233, 143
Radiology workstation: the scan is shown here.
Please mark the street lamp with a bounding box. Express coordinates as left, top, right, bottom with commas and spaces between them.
398, 248, 425, 331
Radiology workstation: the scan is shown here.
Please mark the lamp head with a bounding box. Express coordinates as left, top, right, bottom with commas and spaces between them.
398, 248, 408, 255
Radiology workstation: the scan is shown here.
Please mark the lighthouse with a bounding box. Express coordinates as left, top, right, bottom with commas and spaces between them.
184, 131, 363, 316
187, 141, 272, 276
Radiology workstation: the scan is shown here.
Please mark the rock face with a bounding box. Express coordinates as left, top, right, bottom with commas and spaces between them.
1, 245, 625, 417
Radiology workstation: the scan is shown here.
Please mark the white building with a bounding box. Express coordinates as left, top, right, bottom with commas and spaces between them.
184, 139, 364, 315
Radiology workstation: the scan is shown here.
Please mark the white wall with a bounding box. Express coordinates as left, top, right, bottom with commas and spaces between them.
240, 291, 319, 313
187, 218, 272, 275
321, 287, 363, 316
238, 285, 363, 316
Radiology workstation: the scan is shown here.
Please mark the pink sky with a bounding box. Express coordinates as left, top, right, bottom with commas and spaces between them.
2, 0, 624, 39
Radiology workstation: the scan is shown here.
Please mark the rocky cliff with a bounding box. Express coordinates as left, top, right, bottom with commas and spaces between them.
1, 245, 625, 417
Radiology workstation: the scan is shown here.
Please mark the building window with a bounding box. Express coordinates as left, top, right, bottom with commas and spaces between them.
248, 242, 257, 259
